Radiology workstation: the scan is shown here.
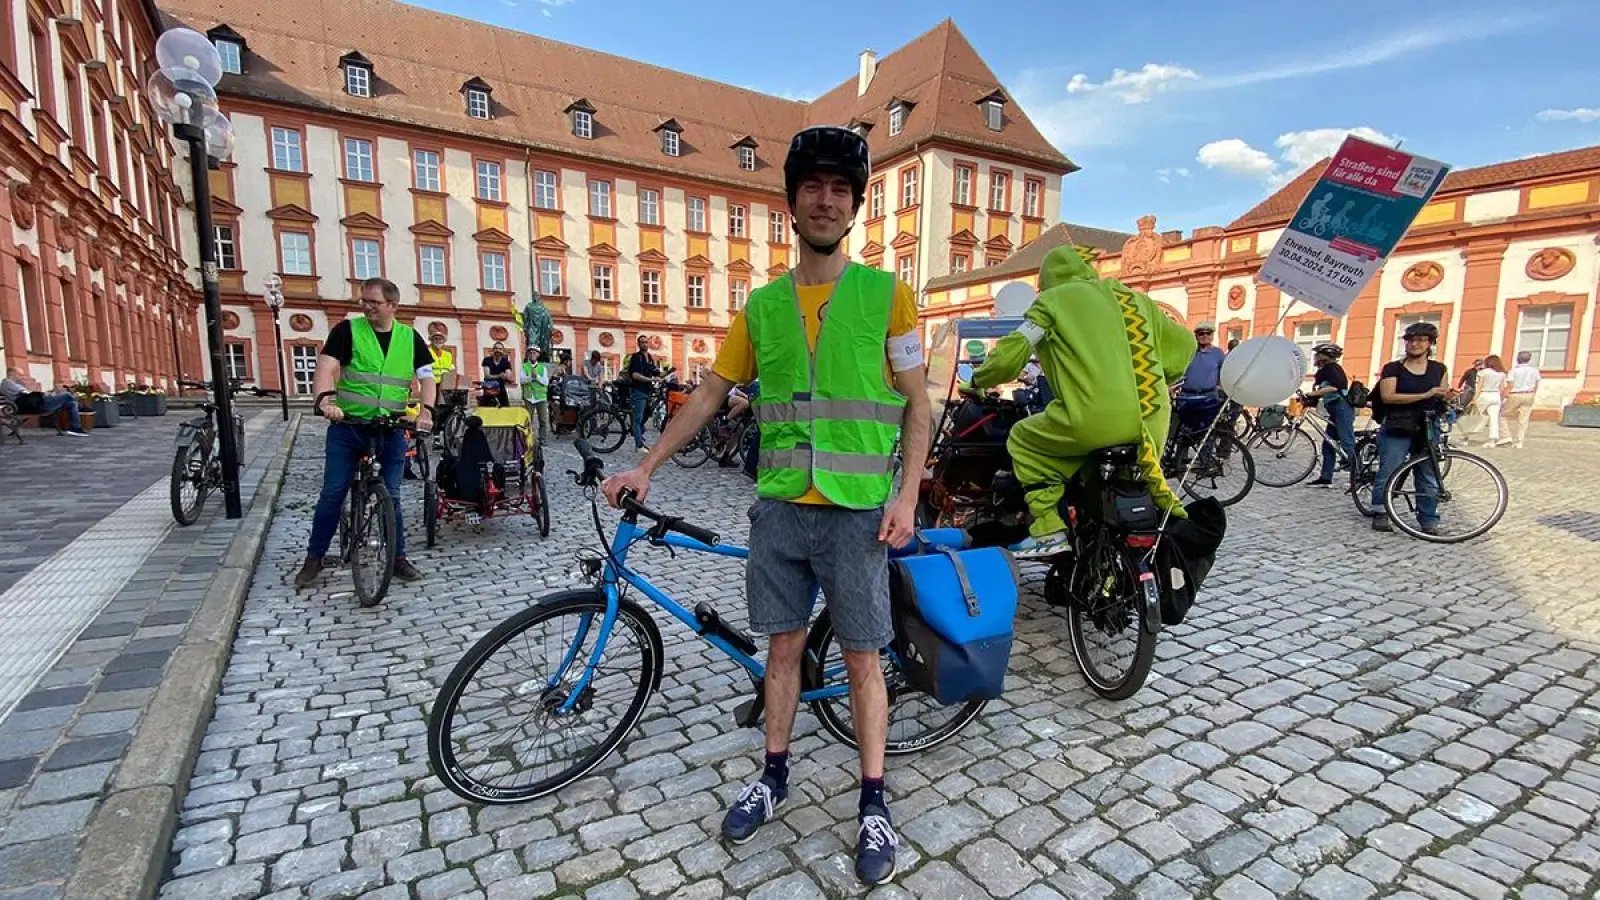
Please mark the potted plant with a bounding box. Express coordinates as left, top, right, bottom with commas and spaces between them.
124, 382, 167, 416
1560, 395, 1600, 428
74, 381, 118, 427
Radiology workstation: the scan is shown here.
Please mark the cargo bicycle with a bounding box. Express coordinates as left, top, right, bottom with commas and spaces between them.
426, 440, 986, 804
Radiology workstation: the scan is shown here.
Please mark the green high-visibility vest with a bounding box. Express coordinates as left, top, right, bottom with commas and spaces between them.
335, 317, 416, 418
523, 360, 550, 402
748, 264, 906, 509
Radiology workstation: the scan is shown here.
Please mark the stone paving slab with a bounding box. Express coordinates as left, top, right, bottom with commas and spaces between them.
0, 411, 297, 899
163, 421, 1600, 898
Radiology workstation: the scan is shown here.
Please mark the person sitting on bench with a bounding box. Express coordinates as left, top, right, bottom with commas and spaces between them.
1, 368, 88, 436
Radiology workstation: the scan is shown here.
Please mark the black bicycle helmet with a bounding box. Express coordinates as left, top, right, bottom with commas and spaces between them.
1403, 321, 1439, 341
1312, 342, 1343, 359
783, 126, 871, 207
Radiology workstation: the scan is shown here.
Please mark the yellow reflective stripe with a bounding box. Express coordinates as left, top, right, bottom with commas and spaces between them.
336, 390, 407, 410
759, 447, 894, 476
755, 399, 903, 426
343, 371, 412, 388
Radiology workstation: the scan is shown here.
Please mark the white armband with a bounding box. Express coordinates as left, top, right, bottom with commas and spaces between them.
1017, 321, 1047, 347
886, 332, 925, 372
415, 364, 435, 381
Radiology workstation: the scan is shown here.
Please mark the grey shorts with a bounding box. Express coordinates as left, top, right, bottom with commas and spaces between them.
746, 499, 893, 652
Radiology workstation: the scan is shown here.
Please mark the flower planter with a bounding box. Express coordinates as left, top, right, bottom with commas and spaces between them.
117, 397, 137, 416
131, 393, 167, 416
1560, 404, 1600, 428
92, 397, 119, 427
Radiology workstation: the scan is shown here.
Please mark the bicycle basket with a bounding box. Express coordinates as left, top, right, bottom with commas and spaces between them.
1257, 405, 1288, 430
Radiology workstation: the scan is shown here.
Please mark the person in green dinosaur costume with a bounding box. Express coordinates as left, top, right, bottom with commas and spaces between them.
967, 243, 1196, 557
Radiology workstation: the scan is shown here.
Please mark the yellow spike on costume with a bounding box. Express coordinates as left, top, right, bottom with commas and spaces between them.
1113, 281, 1186, 517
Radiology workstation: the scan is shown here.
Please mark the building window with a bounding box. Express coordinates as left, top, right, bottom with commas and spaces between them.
481, 251, 508, 292
738, 145, 756, 171
641, 270, 662, 305
868, 180, 884, 219
572, 109, 593, 139
419, 245, 447, 286
466, 88, 491, 119
889, 102, 906, 136
1392, 313, 1442, 359
989, 171, 1010, 212
1517, 305, 1573, 370
280, 232, 312, 275
769, 211, 788, 245
591, 264, 613, 302
270, 127, 303, 172
538, 258, 563, 296
953, 166, 974, 206
290, 344, 318, 396
986, 255, 1005, 267
900, 167, 918, 210
344, 138, 374, 182
224, 342, 250, 381
1226, 325, 1246, 345
215, 40, 242, 75
589, 180, 612, 218
687, 197, 707, 233
897, 254, 915, 285
1293, 320, 1332, 373
414, 150, 441, 191
476, 160, 502, 201
730, 277, 748, 311
639, 189, 660, 226
351, 238, 382, 280
344, 64, 370, 98
687, 274, 706, 308
661, 129, 680, 157
729, 204, 746, 238
983, 100, 1003, 131
1024, 179, 1043, 218
534, 170, 558, 209
950, 253, 969, 274
214, 225, 238, 270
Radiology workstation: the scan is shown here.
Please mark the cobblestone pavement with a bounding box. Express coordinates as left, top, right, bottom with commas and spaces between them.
159, 421, 1600, 899
0, 409, 293, 899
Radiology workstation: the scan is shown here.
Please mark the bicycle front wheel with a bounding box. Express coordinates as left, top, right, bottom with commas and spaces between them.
1349, 437, 1380, 517
1067, 544, 1157, 701
1385, 449, 1507, 543
1247, 426, 1319, 488
672, 427, 712, 468
579, 408, 628, 454
170, 443, 211, 526
350, 482, 396, 608
428, 592, 661, 804
804, 609, 985, 755
1179, 434, 1255, 507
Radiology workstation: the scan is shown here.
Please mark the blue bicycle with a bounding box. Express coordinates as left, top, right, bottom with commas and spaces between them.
427, 440, 986, 804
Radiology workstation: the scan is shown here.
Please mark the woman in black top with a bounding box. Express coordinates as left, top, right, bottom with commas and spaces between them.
1303, 343, 1354, 486
1369, 321, 1454, 534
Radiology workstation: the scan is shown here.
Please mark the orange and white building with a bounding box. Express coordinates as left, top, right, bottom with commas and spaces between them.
926, 146, 1600, 414
153, 0, 1074, 394
0, 0, 199, 391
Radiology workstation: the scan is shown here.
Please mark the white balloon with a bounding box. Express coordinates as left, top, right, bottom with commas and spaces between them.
1219, 336, 1306, 407
993, 282, 1036, 318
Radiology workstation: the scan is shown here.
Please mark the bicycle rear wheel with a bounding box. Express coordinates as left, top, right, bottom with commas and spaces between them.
525, 471, 551, 538
579, 408, 628, 454
424, 480, 440, 549
1385, 449, 1507, 543
672, 427, 712, 468
1247, 426, 1318, 487
428, 592, 661, 804
1178, 433, 1255, 507
1066, 543, 1157, 701
804, 609, 985, 755
350, 482, 396, 608
1349, 438, 1380, 517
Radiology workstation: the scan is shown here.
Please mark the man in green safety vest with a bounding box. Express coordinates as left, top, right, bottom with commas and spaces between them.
520, 343, 551, 444
603, 126, 930, 886
296, 277, 437, 590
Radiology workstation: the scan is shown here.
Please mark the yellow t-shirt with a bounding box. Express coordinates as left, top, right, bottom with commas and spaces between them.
713, 279, 920, 505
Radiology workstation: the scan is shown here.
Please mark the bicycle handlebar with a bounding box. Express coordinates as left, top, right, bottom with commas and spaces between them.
572, 439, 720, 546
311, 391, 429, 435
180, 379, 281, 398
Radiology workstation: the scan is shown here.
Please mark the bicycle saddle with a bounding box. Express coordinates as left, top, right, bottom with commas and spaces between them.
1089, 444, 1139, 464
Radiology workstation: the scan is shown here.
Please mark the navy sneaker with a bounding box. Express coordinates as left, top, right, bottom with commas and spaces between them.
721, 776, 785, 844
855, 804, 899, 885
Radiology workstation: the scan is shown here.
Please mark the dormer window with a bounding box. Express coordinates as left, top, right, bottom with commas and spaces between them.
978, 91, 1007, 131
463, 77, 493, 119
207, 25, 246, 75
887, 99, 913, 137
849, 120, 873, 138
654, 119, 683, 157
566, 98, 596, 139
731, 136, 758, 172
339, 51, 373, 98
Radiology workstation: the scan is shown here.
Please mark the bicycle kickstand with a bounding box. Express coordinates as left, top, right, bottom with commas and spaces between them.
733, 676, 766, 729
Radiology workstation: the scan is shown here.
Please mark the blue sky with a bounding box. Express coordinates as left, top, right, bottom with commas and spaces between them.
416, 0, 1599, 234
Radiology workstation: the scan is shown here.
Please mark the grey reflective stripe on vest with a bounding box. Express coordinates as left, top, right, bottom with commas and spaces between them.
342, 371, 412, 388
335, 390, 407, 411
759, 446, 894, 476
755, 399, 904, 427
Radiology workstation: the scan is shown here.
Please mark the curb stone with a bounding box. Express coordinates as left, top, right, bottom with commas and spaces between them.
63, 413, 303, 900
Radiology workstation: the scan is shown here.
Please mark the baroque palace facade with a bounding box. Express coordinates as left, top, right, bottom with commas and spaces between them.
925, 147, 1600, 413
146, 0, 1074, 393
0, 0, 200, 391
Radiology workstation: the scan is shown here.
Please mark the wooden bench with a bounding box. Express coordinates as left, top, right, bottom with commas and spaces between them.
0, 400, 94, 442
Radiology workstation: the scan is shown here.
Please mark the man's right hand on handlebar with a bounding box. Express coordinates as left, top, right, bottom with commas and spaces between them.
602, 466, 652, 509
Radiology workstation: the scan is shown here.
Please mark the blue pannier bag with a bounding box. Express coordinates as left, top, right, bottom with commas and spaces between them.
888, 528, 969, 559
888, 545, 1020, 705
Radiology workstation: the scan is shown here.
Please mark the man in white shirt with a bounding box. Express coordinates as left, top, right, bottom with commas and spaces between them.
1503, 351, 1541, 449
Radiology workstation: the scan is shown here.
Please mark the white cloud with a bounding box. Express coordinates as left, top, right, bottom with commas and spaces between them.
1536, 108, 1600, 123
1065, 64, 1198, 104
1197, 127, 1399, 184
1155, 167, 1192, 184
538, 0, 575, 5
1275, 127, 1398, 168
1197, 140, 1278, 180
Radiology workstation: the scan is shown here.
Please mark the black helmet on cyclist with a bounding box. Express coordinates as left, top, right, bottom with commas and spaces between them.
1403, 321, 1439, 341
1312, 342, 1343, 359
784, 126, 871, 209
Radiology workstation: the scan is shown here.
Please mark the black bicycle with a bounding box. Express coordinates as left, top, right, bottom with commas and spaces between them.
316, 392, 424, 607
1374, 410, 1506, 543
578, 368, 676, 454
170, 379, 279, 526
1163, 397, 1256, 507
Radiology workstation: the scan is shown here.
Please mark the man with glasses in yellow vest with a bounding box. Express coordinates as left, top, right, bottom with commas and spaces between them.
295, 277, 436, 589
603, 125, 930, 885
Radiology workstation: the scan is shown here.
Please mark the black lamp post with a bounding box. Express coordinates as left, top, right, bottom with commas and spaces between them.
263, 273, 290, 421
147, 28, 243, 519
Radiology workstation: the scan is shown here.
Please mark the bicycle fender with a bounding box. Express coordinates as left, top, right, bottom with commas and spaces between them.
175, 416, 210, 447
1137, 563, 1164, 636
535, 588, 667, 695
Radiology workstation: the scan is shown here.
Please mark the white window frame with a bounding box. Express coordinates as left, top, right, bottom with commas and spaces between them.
1293, 321, 1332, 374
984, 100, 1003, 131
989, 172, 1009, 212
419, 245, 447, 286
730, 277, 748, 311
270, 127, 303, 172
869, 181, 884, 219
351, 237, 382, 280
687, 274, 706, 308
224, 343, 249, 381
737, 145, 755, 171
414, 150, 441, 192
215, 40, 242, 75
951, 253, 969, 274
572, 109, 593, 139
290, 344, 318, 396
534, 170, 558, 209
954, 166, 972, 206
538, 258, 563, 296
343, 138, 374, 182
900, 168, 918, 210
344, 64, 370, 98
641, 269, 662, 305
1516, 304, 1574, 371
687, 197, 707, 233
769, 211, 787, 245
213, 225, 237, 270
591, 264, 614, 302
889, 103, 905, 136
481, 251, 508, 292
589, 180, 612, 218
897, 255, 915, 285
466, 88, 491, 120
729, 204, 746, 238
1024, 179, 1042, 218
661, 129, 680, 157
476, 160, 502, 202
279, 232, 312, 275
638, 189, 660, 225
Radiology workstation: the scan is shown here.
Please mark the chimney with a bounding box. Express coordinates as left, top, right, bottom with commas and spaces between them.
858, 49, 877, 97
